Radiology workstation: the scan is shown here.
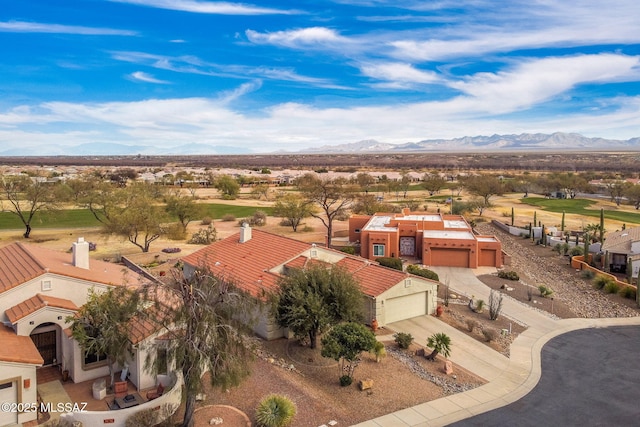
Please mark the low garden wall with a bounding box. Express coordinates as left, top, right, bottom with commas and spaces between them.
60, 372, 182, 427
571, 255, 636, 291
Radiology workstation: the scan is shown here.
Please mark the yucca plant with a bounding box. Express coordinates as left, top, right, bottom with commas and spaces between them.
255, 394, 297, 427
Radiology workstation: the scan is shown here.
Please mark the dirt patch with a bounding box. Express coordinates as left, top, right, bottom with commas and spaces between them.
197, 337, 485, 427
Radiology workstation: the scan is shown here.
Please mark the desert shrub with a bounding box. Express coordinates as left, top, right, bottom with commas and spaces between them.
376, 257, 403, 271
279, 218, 293, 227
221, 214, 236, 222
339, 375, 353, 387
497, 270, 519, 281
44, 420, 75, 427
619, 286, 637, 300
201, 216, 212, 225
370, 341, 387, 362
570, 246, 584, 256
604, 281, 620, 294
240, 210, 267, 227
466, 319, 478, 332
474, 299, 485, 312
255, 394, 297, 427
188, 225, 217, 244
340, 246, 356, 255
592, 275, 609, 290
406, 264, 439, 281
538, 285, 554, 298
581, 270, 595, 279
482, 328, 497, 342
553, 243, 562, 254
393, 332, 413, 349
125, 408, 159, 427
301, 225, 314, 232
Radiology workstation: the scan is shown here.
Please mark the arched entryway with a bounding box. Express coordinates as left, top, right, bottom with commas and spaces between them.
30, 322, 60, 367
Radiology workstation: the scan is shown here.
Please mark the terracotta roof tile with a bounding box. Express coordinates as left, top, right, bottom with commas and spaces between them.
5, 294, 79, 324
181, 229, 311, 298
0, 325, 44, 365
182, 228, 437, 299
0, 242, 139, 295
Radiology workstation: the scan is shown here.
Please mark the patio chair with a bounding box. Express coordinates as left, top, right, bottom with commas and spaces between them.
146, 382, 165, 400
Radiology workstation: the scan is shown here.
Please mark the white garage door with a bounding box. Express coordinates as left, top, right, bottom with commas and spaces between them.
385, 292, 427, 324
0, 380, 18, 426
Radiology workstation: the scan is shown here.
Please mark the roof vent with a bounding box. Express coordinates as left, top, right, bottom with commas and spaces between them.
239, 223, 252, 243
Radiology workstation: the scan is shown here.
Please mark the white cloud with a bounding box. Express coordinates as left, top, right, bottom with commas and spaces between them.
0, 20, 136, 36
129, 71, 171, 84
110, 0, 298, 15
246, 27, 350, 48
217, 80, 262, 104
360, 62, 440, 86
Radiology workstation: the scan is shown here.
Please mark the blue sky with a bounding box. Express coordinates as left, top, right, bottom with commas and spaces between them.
1, 0, 639, 155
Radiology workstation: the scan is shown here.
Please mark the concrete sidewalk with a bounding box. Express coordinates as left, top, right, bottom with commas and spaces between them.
352, 268, 640, 427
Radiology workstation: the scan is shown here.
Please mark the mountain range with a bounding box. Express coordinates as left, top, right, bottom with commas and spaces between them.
302, 133, 640, 153
1, 132, 638, 156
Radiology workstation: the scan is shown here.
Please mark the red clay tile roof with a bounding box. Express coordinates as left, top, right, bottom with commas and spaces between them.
0, 242, 135, 294
182, 228, 438, 299
5, 294, 79, 323
0, 325, 44, 365
181, 229, 311, 297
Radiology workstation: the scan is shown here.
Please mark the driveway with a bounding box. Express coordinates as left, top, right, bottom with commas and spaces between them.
450, 325, 640, 426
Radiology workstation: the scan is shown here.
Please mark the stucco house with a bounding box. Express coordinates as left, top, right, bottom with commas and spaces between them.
181, 225, 440, 340
349, 208, 503, 269
0, 238, 169, 426
601, 227, 640, 277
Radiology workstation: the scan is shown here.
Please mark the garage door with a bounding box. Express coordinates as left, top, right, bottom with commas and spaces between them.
480, 249, 496, 266
431, 248, 469, 267
385, 292, 427, 323
0, 380, 18, 426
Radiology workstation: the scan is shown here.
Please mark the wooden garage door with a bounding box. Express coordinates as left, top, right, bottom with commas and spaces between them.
0, 380, 18, 425
480, 249, 496, 266
385, 292, 427, 324
431, 248, 469, 267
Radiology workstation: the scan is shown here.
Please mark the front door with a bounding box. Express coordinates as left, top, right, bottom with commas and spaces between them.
399, 237, 416, 256
31, 330, 56, 365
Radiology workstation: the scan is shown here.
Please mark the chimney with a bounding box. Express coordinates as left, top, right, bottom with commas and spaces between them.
239, 223, 252, 243
72, 237, 90, 269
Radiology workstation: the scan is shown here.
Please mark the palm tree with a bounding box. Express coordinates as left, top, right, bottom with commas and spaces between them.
426, 332, 452, 361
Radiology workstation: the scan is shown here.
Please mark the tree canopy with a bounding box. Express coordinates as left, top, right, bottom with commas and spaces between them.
321, 322, 376, 382
271, 264, 363, 349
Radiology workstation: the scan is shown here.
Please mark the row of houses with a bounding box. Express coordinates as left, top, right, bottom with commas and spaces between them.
1, 208, 503, 426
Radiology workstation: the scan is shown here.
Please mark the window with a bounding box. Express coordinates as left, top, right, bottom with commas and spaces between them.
83, 349, 108, 368
373, 244, 385, 257
404, 279, 412, 288
41, 280, 52, 291
156, 347, 168, 375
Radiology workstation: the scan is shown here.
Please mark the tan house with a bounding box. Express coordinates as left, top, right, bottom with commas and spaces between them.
349, 208, 503, 269
181, 225, 440, 339
601, 227, 640, 277
0, 238, 168, 426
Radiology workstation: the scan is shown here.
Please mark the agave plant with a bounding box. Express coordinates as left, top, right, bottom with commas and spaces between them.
255, 394, 297, 427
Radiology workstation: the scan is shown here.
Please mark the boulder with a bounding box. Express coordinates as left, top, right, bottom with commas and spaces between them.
444, 360, 454, 375
358, 379, 374, 391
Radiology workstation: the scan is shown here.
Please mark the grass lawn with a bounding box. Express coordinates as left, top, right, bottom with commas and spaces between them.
0, 204, 274, 230
520, 197, 640, 224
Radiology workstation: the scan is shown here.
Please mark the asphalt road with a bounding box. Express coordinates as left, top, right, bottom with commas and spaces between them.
450, 325, 640, 427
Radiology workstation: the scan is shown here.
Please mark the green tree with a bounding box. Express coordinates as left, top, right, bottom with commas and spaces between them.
214, 174, 241, 199
422, 173, 446, 196
104, 183, 167, 252
353, 172, 376, 194
271, 265, 363, 349
321, 322, 376, 382
296, 173, 357, 247
250, 184, 271, 200
64, 176, 121, 225
165, 190, 203, 233
147, 268, 255, 427
69, 287, 141, 388
426, 332, 452, 361
0, 175, 64, 238
463, 175, 503, 205
623, 184, 640, 209
272, 194, 315, 232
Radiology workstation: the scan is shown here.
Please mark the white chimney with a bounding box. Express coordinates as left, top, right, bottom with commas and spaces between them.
239, 223, 252, 243
72, 237, 90, 269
